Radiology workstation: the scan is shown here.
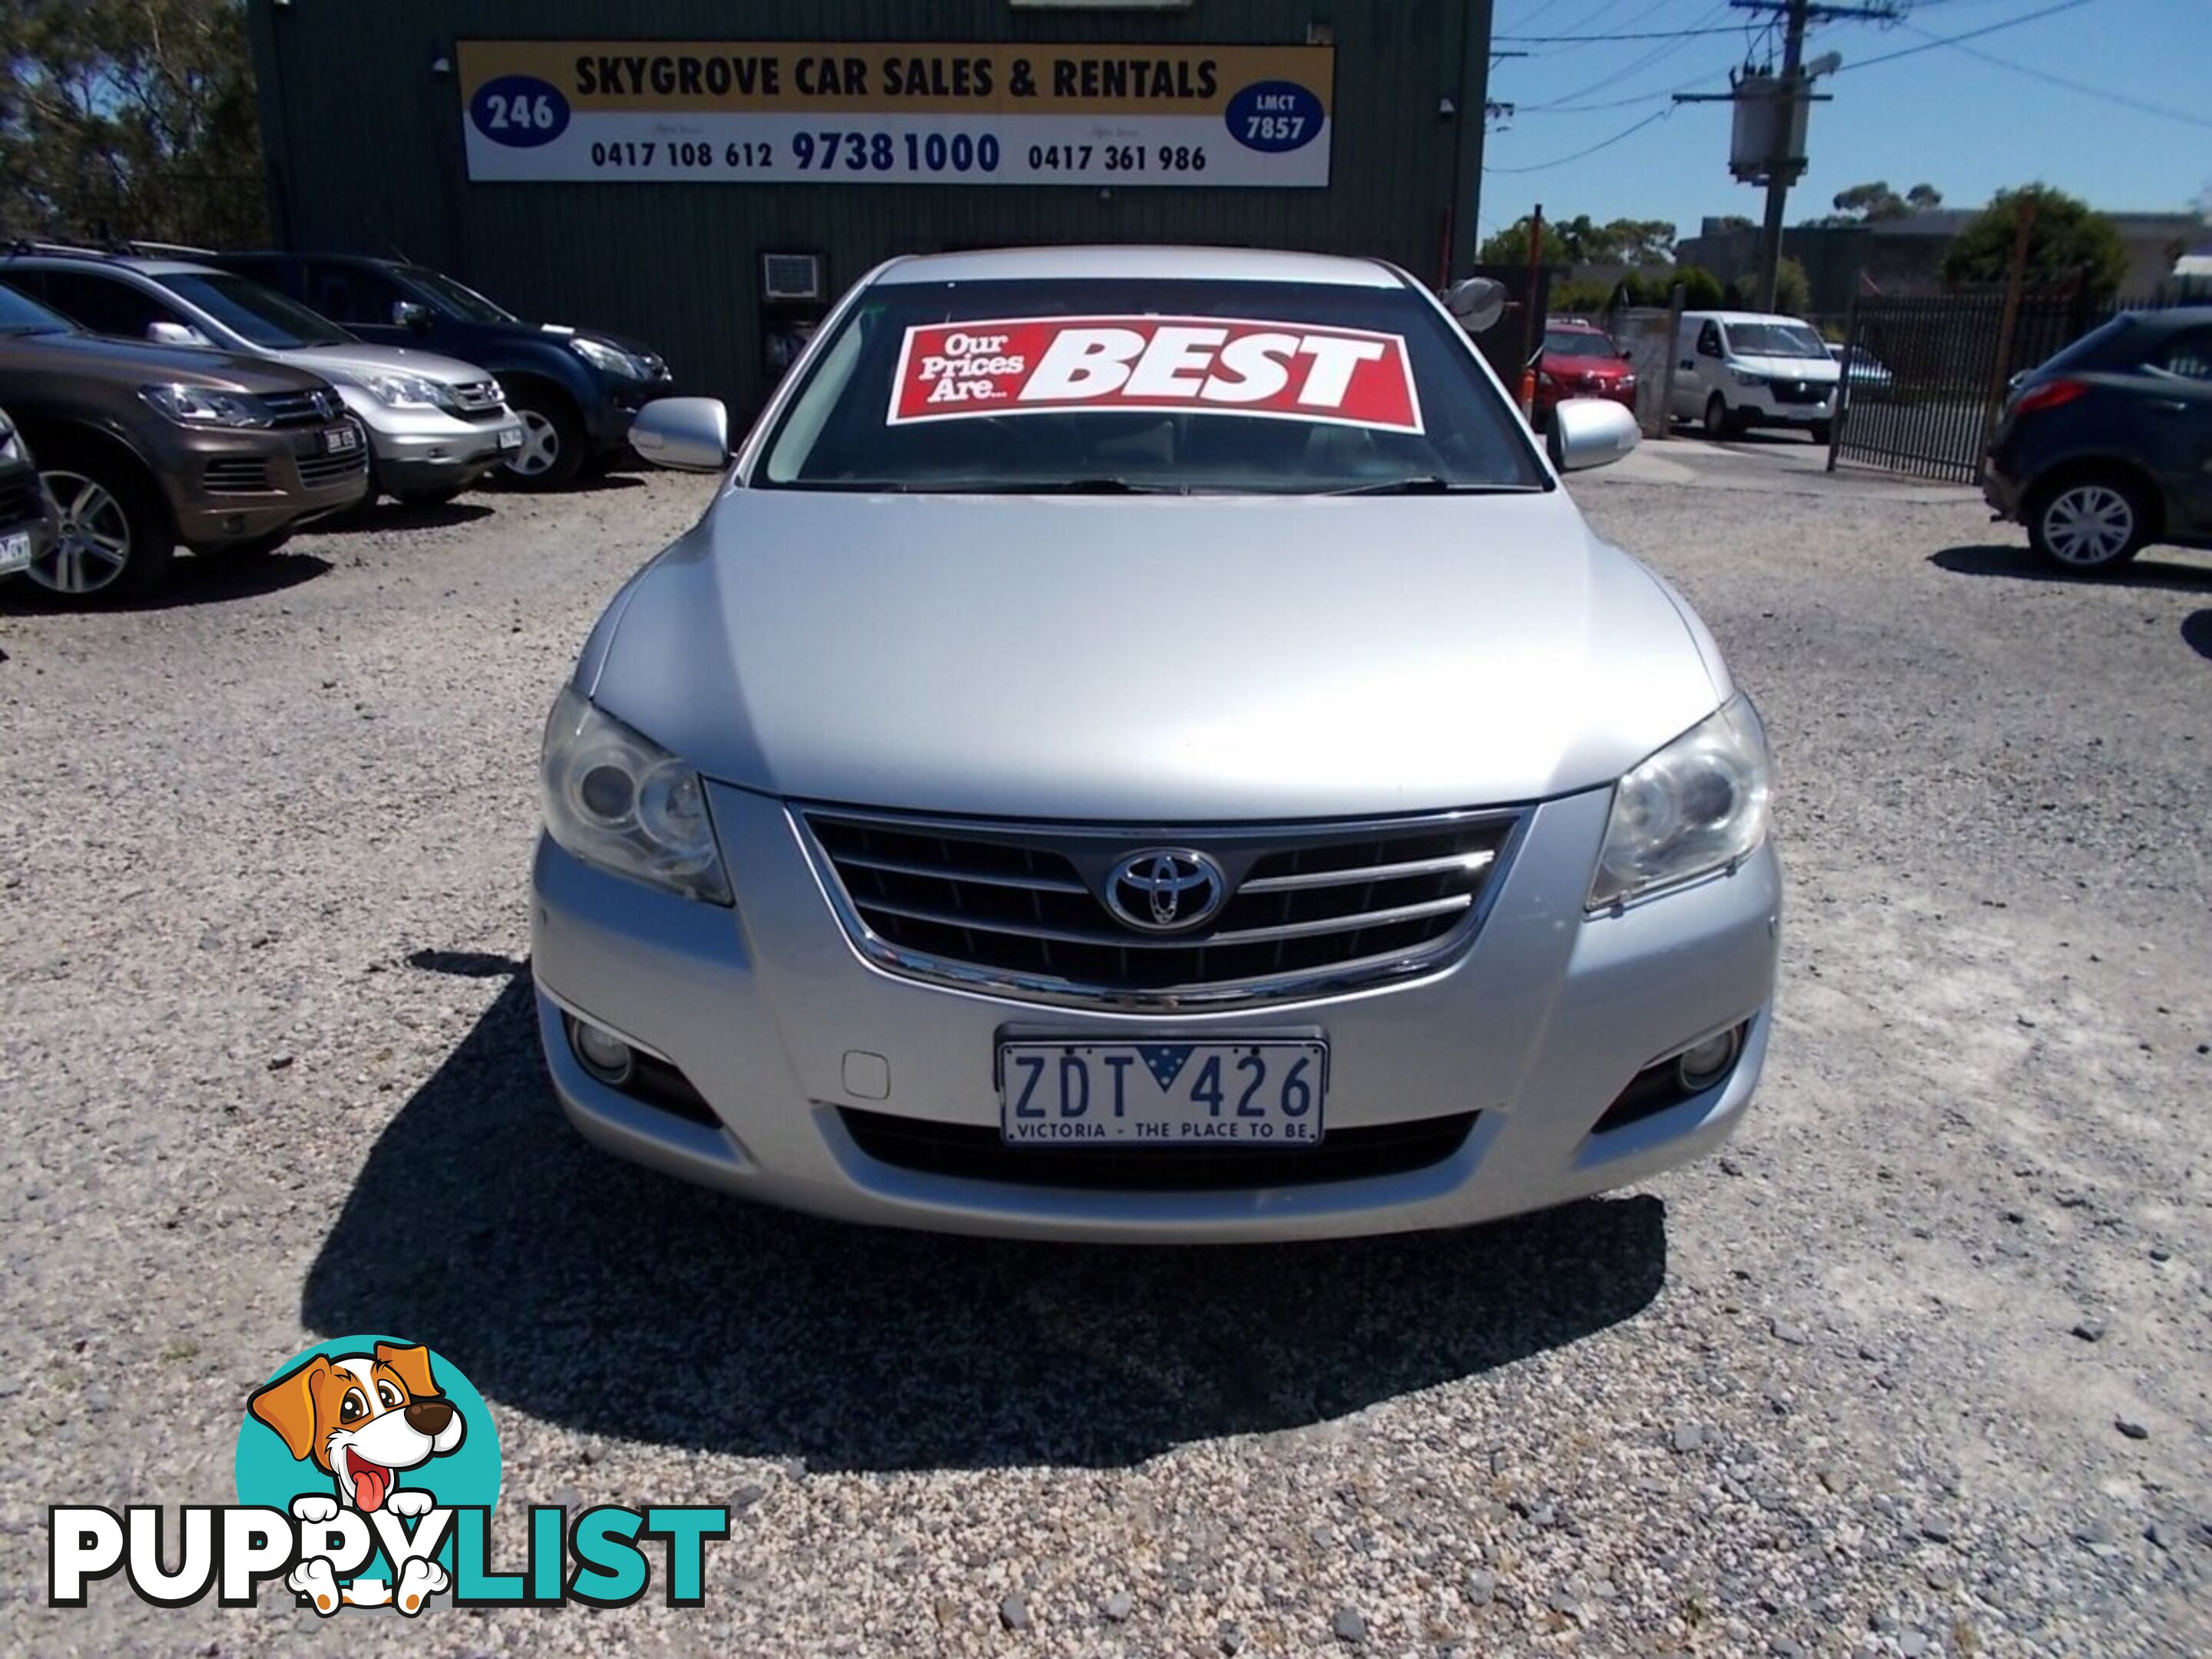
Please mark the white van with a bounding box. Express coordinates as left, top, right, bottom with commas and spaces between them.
1671, 310, 1840, 442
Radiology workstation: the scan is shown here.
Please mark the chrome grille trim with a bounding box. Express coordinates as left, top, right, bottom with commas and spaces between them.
796, 805, 1525, 1012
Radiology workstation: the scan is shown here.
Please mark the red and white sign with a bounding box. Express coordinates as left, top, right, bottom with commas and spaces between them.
887, 314, 1424, 432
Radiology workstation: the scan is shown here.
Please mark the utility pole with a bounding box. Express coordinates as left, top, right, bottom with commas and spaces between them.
1723, 2, 1897, 310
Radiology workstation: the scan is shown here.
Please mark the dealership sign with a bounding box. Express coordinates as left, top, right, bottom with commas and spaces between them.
457, 41, 1333, 187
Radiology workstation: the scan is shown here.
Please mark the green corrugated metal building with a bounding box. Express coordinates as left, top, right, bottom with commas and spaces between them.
247, 1, 1496, 411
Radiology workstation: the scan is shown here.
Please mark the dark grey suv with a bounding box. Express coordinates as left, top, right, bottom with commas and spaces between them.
1984, 307, 2212, 571
0, 282, 367, 603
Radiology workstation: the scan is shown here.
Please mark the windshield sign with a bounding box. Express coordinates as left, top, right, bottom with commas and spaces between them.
760, 278, 1541, 495
891, 316, 1422, 432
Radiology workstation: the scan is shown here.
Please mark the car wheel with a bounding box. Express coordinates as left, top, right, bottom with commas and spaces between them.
1703, 393, 1733, 439
31, 453, 173, 604
500, 395, 584, 491
2028, 475, 2147, 572
1809, 421, 1833, 446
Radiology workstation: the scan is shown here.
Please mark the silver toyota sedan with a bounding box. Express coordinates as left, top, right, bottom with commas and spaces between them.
531, 246, 1780, 1243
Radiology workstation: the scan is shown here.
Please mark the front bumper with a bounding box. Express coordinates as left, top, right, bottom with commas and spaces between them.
343, 397, 527, 491
164, 425, 370, 546
1732, 383, 1835, 425
531, 782, 1782, 1243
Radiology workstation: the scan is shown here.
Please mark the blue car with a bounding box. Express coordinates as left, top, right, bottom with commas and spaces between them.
210, 253, 671, 488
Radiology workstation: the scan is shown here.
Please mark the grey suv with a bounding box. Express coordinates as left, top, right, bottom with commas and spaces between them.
0, 283, 367, 603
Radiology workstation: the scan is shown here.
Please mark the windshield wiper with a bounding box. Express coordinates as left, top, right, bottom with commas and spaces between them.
1326, 477, 1541, 497
959, 476, 1178, 495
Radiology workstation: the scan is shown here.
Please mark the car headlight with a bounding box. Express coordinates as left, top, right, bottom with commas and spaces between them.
329, 368, 450, 409
140, 383, 270, 427
1728, 367, 1766, 388
568, 336, 645, 379
541, 686, 730, 903
0, 418, 18, 465
1588, 696, 1772, 911
1618, 373, 1638, 389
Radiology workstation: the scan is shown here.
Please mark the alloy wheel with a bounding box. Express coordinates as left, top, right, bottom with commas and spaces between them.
2041, 484, 2134, 567
34, 470, 133, 595
506, 411, 561, 478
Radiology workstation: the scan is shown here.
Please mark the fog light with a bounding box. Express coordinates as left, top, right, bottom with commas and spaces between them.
570, 1018, 634, 1087
1677, 1028, 1741, 1093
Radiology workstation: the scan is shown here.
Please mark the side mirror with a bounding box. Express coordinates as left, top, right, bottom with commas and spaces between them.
631, 396, 730, 473
1548, 398, 1641, 473
146, 320, 208, 348
392, 300, 432, 331
1442, 276, 1508, 333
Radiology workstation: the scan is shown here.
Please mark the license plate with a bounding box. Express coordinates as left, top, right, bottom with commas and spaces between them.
498, 426, 524, 450
0, 528, 29, 575
321, 425, 359, 455
998, 1040, 1326, 1148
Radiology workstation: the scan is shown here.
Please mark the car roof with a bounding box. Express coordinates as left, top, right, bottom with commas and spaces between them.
7, 250, 224, 279
873, 245, 1405, 289
1681, 310, 1813, 327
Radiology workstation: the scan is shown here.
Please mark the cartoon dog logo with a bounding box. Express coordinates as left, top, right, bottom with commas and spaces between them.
247, 1340, 465, 1614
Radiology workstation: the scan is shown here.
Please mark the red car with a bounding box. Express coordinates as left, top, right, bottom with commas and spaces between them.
1535, 320, 1637, 426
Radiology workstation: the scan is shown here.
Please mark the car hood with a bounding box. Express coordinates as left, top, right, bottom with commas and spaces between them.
584, 489, 1730, 821
0, 332, 333, 394
276, 343, 497, 386
1734, 354, 1839, 384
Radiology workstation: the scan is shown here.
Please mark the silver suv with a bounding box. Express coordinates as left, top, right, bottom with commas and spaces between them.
3, 249, 524, 506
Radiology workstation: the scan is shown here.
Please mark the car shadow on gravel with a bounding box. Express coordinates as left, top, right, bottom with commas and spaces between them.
312, 499, 497, 535
302, 969, 1668, 1472
1932, 543, 2212, 591
2178, 609, 2212, 660
0, 548, 332, 613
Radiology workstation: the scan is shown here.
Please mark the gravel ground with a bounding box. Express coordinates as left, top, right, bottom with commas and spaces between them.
1, 452, 2207, 1657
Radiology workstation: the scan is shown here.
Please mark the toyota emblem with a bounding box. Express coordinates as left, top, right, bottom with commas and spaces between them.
1104, 848, 1228, 934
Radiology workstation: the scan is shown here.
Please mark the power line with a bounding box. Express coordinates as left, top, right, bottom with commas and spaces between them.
1893, 18, 2212, 130
1515, 1, 1739, 110
1496, 26, 1752, 41
1832, 0, 2091, 72
1485, 107, 1677, 174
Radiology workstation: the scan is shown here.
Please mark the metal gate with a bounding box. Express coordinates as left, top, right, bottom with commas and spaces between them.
1828, 290, 2177, 483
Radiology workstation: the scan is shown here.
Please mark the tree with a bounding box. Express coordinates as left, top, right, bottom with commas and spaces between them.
1940, 184, 2129, 301
0, 0, 265, 247
1805, 180, 1942, 228
1707, 215, 1756, 235
1479, 214, 1677, 269
1771, 256, 1811, 316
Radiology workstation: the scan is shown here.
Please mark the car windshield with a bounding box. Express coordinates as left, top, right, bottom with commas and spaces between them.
0, 282, 75, 336
1543, 329, 1618, 359
402, 267, 515, 323
1726, 322, 1827, 359
758, 277, 1546, 495
157, 273, 353, 349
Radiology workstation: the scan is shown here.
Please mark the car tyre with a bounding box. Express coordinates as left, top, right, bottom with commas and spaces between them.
500, 393, 584, 491
31, 448, 173, 604
1703, 393, 1734, 439
1809, 420, 1833, 446
2028, 472, 2148, 572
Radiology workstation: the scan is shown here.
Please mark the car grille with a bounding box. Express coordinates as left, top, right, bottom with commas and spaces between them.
296, 444, 367, 488
800, 807, 1521, 1009
1768, 379, 1827, 405
839, 1107, 1479, 1190
446, 380, 507, 420
262, 389, 344, 428
0, 472, 45, 526
204, 458, 274, 495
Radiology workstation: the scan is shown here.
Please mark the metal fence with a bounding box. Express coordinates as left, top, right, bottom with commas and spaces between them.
1828, 289, 2188, 483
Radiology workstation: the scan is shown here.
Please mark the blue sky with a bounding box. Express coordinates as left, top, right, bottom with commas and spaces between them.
1475, 0, 2212, 247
